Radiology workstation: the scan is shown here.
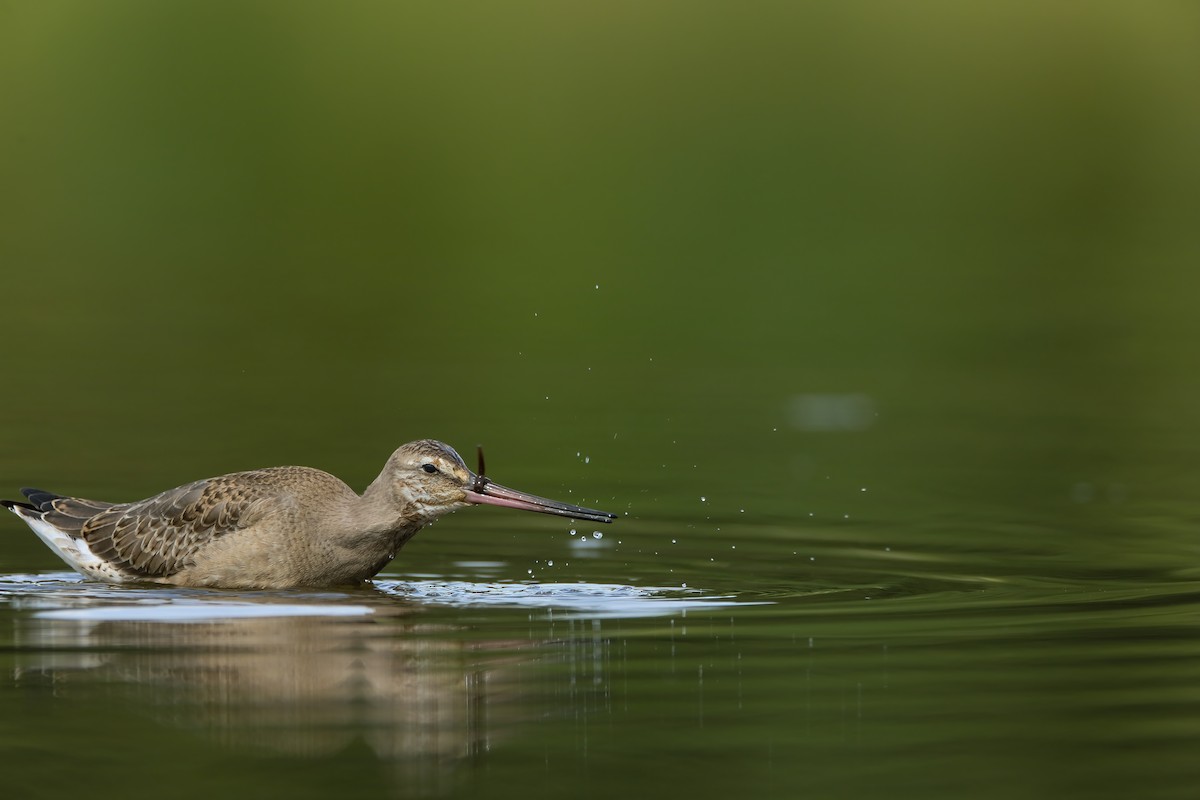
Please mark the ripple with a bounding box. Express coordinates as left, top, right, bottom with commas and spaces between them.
0, 571, 766, 621
0, 571, 377, 622
375, 579, 768, 618
34, 603, 375, 622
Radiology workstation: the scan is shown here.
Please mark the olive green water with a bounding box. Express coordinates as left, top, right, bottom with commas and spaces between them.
3, 3, 1200, 799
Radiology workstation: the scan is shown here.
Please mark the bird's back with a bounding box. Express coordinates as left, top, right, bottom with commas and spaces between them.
5, 466, 359, 585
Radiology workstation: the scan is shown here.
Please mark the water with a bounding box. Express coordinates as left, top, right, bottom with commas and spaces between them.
3, 481, 1200, 798
3, 3, 1200, 799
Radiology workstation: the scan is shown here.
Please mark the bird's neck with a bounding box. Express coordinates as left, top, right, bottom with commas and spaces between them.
356, 470, 415, 534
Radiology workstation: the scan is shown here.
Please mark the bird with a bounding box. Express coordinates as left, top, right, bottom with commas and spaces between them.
2, 439, 616, 590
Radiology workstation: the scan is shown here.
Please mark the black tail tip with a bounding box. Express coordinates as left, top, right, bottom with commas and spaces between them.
18, 488, 61, 512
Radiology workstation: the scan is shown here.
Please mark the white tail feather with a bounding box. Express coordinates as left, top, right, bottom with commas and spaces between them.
8, 506, 132, 583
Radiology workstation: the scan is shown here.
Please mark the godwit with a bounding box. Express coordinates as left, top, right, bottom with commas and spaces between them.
2, 440, 615, 589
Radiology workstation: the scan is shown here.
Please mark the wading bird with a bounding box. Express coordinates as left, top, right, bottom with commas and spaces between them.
3, 439, 615, 589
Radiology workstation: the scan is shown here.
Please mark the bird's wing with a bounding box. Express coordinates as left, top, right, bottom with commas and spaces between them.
61, 472, 282, 579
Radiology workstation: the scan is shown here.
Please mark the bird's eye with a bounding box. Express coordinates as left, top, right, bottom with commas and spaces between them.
422, 463, 439, 474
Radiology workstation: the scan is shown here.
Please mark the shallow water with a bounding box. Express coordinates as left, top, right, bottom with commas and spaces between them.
4, 487, 1200, 799
4, 3, 1200, 799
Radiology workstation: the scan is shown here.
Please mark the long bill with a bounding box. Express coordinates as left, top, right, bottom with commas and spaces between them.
464, 477, 617, 524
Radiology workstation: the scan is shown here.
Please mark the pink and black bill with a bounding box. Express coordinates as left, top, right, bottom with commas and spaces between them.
465, 445, 617, 524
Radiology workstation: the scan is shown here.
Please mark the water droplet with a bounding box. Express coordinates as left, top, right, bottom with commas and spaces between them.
700, 496, 707, 502
569, 529, 577, 536
547, 560, 554, 566
671, 539, 677, 544
585, 456, 590, 464
592, 531, 603, 539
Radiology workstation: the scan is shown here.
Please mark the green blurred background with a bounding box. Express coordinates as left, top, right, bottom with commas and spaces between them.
2, 1, 1200, 540
4, 4, 1200, 799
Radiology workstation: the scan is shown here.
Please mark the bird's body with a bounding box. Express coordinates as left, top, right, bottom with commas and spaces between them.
2, 440, 615, 589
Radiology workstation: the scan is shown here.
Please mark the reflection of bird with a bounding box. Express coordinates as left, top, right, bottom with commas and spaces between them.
13, 607, 520, 771
3, 439, 615, 589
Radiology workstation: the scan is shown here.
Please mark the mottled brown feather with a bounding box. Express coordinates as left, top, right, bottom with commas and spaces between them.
40, 496, 117, 530
69, 471, 287, 579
